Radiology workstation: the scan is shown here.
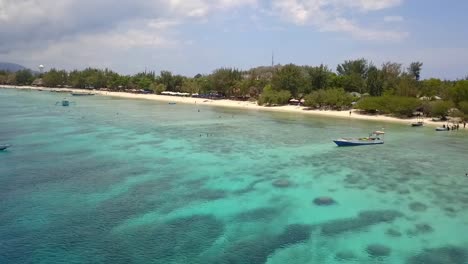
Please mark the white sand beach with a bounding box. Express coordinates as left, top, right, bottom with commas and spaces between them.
1, 85, 463, 128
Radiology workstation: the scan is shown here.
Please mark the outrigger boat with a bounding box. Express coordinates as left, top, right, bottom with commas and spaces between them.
71, 92, 95, 96
333, 130, 385, 147
55, 98, 74, 106
0, 144, 11, 151
411, 121, 424, 127
411, 115, 424, 127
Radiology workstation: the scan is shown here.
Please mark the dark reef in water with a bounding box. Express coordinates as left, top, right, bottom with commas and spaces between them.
335, 250, 357, 261
233, 178, 268, 195
139, 215, 224, 262
407, 223, 434, 236
217, 224, 311, 264
407, 246, 468, 264
235, 207, 280, 222
409, 202, 428, 212
185, 188, 227, 201
366, 244, 391, 258
320, 210, 403, 235
386, 228, 402, 237
313, 196, 336, 206
272, 179, 291, 188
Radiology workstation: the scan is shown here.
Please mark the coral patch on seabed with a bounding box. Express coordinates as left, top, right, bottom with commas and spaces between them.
313, 196, 336, 206
272, 179, 291, 188
407, 246, 468, 264
217, 224, 312, 264
320, 210, 403, 236
366, 244, 392, 258
234, 207, 280, 222
409, 202, 428, 212
386, 228, 403, 237
335, 250, 357, 261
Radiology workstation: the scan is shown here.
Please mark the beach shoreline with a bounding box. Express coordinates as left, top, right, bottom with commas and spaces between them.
1, 85, 462, 128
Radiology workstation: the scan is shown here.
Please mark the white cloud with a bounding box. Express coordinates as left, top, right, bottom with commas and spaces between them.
0, 0, 258, 53
166, 0, 257, 17
271, 0, 407, 41
346, 0, 403, 11
0, 0, 414, 74
0, 17, 179, 71
384, 15, 404, 22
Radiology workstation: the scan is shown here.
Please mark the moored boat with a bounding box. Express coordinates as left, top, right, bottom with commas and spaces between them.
435, 127, 449, 131
333, 131, 385, 147
411, 121, 424, 127
55, 99, 71, 106
71, 92, 95, 96
0, 144, 11, 151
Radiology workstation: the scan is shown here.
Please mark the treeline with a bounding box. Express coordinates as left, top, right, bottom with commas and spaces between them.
1, 59, 467, 119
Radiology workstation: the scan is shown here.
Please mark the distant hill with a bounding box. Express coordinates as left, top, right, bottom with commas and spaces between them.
0, 62, 28, 72
0, 62, 40, 74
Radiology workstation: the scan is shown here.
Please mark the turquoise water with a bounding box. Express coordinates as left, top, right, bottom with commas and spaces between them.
1, 88, 467, 264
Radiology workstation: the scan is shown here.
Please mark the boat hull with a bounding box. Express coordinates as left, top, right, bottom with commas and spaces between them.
0, 144, 11, 151
333, 140, 384, 147
71, 93, 95, 96
411, 122, 424, 127
435, 127, 449, 131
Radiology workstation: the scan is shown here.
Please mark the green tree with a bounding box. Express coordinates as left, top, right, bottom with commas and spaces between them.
407, 62, 423, 81
159, 71, 174, 91
428, 100, 455, 117
449, 80, 468, 104
196, 76, 213, 94
69, 70, 85, 88
210, 68, 242, 96
258, 84, 291, 106
336, 59, 369, 93
337, 59, 368, 76
150, 83, 166, 94
458, 101, 468, 115
381, 61, 402, 93
181, 79, 200, 94
356, 95, 421, 117
271, 64, 307, 98
367, 66, 383, 96
304, 88, 353, 110
304, 64, 332, 91
420, 78, 443, 97
394, 74, 418, 97
43, 68, 68, 87
15, 69, 34, 85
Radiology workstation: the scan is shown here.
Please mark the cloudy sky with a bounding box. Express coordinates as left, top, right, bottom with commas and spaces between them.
1, 0, 467, 79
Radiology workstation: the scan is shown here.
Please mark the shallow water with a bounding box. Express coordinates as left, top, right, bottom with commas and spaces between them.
1, 88, 467, 264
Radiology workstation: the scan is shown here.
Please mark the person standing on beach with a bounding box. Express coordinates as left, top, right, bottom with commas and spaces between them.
349, 110, 352, 116
464, 121, 466, 128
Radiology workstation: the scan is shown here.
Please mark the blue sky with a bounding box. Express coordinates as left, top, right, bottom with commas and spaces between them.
0, 0, 467, 79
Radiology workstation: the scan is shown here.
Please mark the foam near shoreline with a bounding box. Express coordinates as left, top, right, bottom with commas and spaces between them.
0, 85, 461, 128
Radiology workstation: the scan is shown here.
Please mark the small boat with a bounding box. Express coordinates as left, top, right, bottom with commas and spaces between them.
55, 99, 71, 106
0, 144, 11, 151
435, 127, 449, 131
51, 89, 72, 93
71, 92, 95, 96
168, 102, 177, 105
333, 131, 385, 147
411, 121, 424, 127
